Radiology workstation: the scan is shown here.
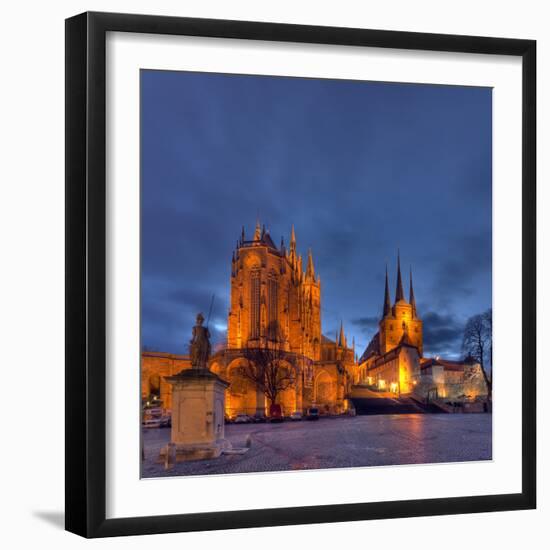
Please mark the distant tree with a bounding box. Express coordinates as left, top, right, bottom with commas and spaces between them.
483, 308, 493, 370
239, 340, 296, 408
462, 309, 492, 400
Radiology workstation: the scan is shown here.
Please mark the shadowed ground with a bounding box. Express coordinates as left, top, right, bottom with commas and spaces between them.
141, 413, 492, 478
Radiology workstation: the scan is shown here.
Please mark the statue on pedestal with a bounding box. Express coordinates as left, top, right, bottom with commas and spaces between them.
159, 312, 229, 462
190, 312, 211, 369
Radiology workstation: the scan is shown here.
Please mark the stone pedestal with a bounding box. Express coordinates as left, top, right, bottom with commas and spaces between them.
159, 369, 230, 462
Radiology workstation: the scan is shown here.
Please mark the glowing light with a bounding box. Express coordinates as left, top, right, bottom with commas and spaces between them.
390, 382, 398, 393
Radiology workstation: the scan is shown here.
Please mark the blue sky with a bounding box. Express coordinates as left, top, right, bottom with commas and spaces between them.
141, 70, 492, 360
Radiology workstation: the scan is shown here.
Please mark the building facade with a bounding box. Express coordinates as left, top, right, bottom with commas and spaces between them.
211, 222, 356, 417
143, 221, 357, 418
141, 227, 488, 417
358, 255, 488, 401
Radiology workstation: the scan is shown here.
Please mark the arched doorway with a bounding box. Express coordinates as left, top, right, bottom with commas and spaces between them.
315, 370, 336, 413
275, 361, 297, 415
148, 374, 161, 401
226, 361, 258, 418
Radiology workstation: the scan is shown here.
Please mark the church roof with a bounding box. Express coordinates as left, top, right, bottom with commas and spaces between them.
359, 331, 380, 363
420, 357, 465, 372
261, 231, 277, 250
370, 338, 420, 370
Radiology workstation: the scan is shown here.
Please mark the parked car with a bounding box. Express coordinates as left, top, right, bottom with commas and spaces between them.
159, 415, 171, 428
234, 413, 252, 424
252, 414, 267, 423
289, 411, 303, 421
269, 403, 284, 422
306, 407, 320, 420
142, 418, 161, 428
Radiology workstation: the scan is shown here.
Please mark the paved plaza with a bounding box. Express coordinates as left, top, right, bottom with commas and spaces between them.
141, 413, 492, 478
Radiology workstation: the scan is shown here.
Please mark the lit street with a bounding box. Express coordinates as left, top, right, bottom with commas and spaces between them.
142, 413, 492, 478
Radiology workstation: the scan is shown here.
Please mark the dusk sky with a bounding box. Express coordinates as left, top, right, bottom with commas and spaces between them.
141, 70, 492, 360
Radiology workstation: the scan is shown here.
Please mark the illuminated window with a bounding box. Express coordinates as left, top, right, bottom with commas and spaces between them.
250, 270, 260, 339
268, 277, 278, 339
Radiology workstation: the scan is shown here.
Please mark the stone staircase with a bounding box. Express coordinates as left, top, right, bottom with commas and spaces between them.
349, 385, 448, 415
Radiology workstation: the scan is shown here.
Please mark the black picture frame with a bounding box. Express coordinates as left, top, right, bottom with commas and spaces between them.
65, 11, 536, 538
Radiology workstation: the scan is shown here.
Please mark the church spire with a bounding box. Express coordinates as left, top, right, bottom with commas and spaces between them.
395, 249, 405, 303
254, 218, 261, 241
382, 264, 391, 318
306, 248, 315, 280
409, 266, 417, 318
290, 225, 296, 250
338, 321, 347, 348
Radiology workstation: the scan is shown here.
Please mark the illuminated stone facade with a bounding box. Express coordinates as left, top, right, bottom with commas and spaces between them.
143, 222, 357, 418
141, 234, 488, 416
141, 351, 190, 410
212, 222, 356, 417
358, 255, 488, 401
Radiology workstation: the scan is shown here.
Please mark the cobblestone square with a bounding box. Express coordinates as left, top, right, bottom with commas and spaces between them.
142, 413, 492, 478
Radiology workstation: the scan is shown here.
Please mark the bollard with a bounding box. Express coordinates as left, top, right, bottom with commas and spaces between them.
245, 434, 252, 448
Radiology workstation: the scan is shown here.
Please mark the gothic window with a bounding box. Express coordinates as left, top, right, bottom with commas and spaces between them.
250, 270, 260, 339
268, 277, 279, 339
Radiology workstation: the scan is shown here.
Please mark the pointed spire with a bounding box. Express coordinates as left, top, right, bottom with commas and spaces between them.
409, 266, 417, 318
306, 248, 315, 280
241, 226, 245, 244
338, 321, 346, 348
254, 218, 261, 241
261, 224, 266, 239
382, 264, 391, 318
395, 249, 405, 303
290, 225, 296, 249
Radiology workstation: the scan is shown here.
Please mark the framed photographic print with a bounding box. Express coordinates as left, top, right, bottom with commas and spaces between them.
65, 11, 536, 538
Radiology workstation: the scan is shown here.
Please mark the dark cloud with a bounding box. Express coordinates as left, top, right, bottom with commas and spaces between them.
141, 71, 492, 359
352, 316, 380, 330
422, 311, 466, 359
351, 316, 380, 340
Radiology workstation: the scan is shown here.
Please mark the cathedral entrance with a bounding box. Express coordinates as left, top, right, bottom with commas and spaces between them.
314, 370, 337, 413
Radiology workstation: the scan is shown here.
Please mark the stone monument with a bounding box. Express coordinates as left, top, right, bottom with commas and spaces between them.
159, 313, 230, 462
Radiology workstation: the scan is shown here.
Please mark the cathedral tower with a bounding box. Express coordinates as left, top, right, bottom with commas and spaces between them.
378, 252, 423, 356
227, 221, 322, 360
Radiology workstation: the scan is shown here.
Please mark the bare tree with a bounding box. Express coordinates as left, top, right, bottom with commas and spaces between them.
462, 310, 492, 400
483, 308, 493, 370
239, 340, 296, 408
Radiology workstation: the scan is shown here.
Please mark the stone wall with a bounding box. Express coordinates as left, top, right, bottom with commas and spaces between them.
141, 351, 191, 410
